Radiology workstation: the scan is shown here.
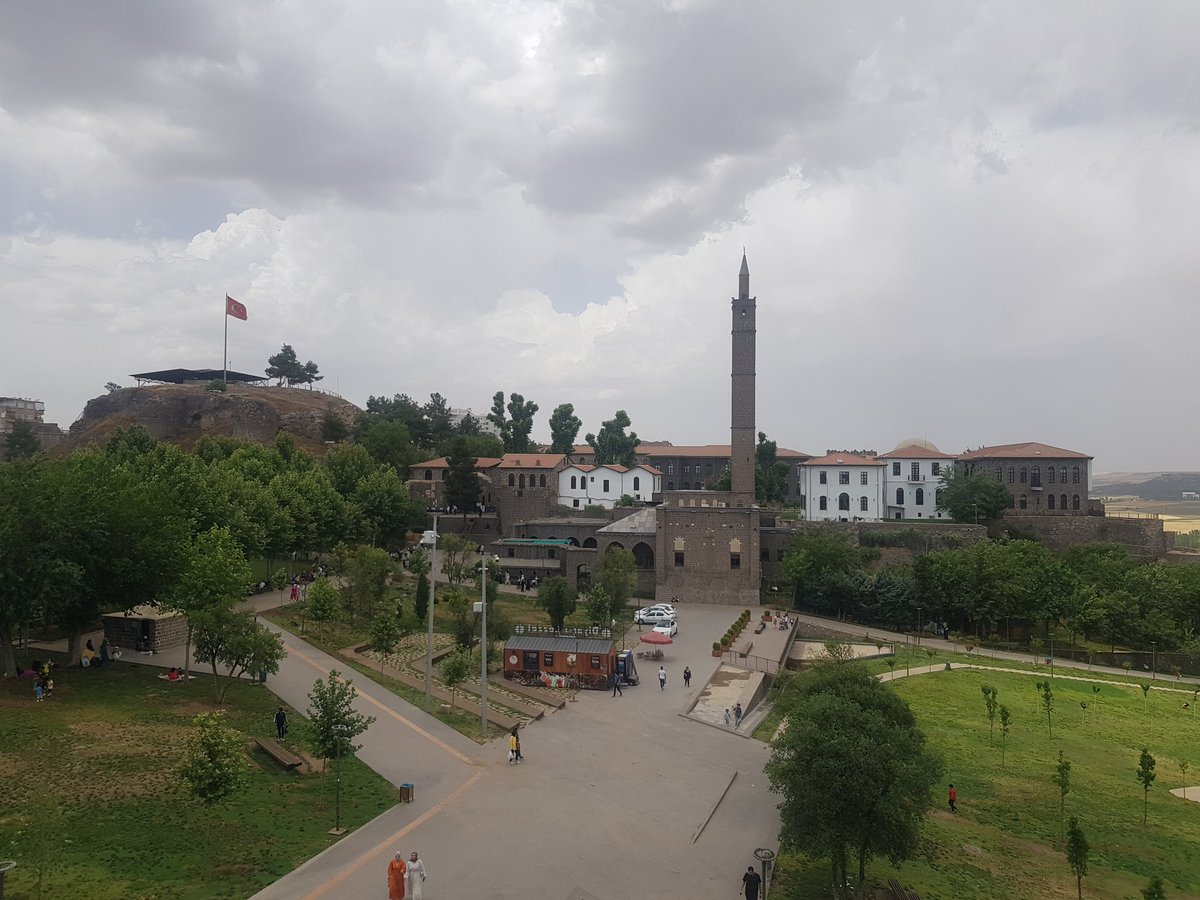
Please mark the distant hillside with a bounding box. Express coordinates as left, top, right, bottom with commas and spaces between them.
63, 383, 362, 454
1093, 472, 1200, 500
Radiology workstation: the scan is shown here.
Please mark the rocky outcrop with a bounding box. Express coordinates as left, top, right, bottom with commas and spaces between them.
65, 383, 362, 452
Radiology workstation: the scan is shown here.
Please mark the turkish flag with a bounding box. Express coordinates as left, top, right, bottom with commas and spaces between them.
225, 294, 248, 320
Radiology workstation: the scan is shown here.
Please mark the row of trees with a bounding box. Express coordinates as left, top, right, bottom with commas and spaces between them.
265, 343, 322, 388
0, 426, 426, 674
780, 529, 1200, 653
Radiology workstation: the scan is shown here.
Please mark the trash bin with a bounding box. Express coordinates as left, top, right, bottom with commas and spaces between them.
259, 670, 267, 684
400, 783, 414, 803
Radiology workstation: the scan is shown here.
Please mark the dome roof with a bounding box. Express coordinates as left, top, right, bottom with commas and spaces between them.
892, 437, 941, 453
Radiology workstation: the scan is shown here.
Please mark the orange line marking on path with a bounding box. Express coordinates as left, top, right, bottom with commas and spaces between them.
283, 641, 476, 766
301, 771, 485, 900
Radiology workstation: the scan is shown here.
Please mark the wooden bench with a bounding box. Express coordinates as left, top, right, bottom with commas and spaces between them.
888, 877, 921, 900
754, 621, 767, 634
254, 737, 303, 770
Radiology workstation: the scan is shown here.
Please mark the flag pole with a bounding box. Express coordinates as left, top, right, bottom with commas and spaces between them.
223, 295, 228, 387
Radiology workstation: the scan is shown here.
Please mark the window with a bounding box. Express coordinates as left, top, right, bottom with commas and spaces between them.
896, 488, 905, 504
1048, 466, 1056, 484
573, 498, 580, 508
1019, 466, 1027, 484
667, 463, 674, 475
667, 481, 674, 490
548, 548, 556, 559
931, 462, 941, 476
819, 497, 828, 511
995, 464, 1003, 481
1060, 466, 1067, 483
760, 548, 769, 562
1019, 494, 1027, 509
935, 489, 943, 507
674, 551, 685, 567
911, 462, 920, 480
539, 475, 546, 487
507, 474, 515, 486
590, 656, 601, 670
633, 476, 640, 491
424, 469, 433, 481
1007, 466, 1015, 484
915, 487, 924, 505
1008, 495, 1016, 508
1072, 494, 1081, 510
1047, 494, 1056, 510
860, 496, 869, 511
570, 475, 577, 489
683, 464, 690, 475
1031, 465, 1041, 488
839, 471, 850, 485
892, 461, 901, 476
819, 471, 828, 484
543, 653, 554, 667
860, 472, 868, 485
706, 463, 712, 476
730, 552, 741, 570
1061, 493, 1067, 510
519, 474, 526, 489
507, 548, 515, 557
838, 493, 850, 511
1072, 466, 1081, 484
602, 479, 610, 492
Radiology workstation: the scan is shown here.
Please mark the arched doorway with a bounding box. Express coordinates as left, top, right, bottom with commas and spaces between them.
632, 542, 655, 569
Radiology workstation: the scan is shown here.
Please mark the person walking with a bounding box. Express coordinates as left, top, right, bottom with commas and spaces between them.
274, 707, 288, 740
948, 783, 958, 812
741, 865, 762, 900
611, 671, 623, 697
406, 851, 427, 900
510, 725, 523, 763
508, 730, 518, 765
724, 708, 732, 726
387, 851, 407, 899
658, 666, 667, 690
683, 666, 691, 688
733, 702, 743, 728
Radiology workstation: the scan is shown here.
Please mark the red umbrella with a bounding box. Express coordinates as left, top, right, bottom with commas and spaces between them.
640, 631, 673, 645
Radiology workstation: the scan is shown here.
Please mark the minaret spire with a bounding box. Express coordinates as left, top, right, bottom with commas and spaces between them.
738, 251, 749, 300
730, 251, 756, 501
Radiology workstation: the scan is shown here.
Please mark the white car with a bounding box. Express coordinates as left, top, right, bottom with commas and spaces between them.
652, 620, 678, 637
634, 606, 677, 625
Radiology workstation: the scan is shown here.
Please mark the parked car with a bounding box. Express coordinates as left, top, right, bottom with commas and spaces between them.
652, 620, 678, 637
634, 606, 677, 625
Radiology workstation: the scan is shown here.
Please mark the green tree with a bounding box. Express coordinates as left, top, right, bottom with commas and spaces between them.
586, 410, 639, 467
754, 431, 790, 504
1065, 816, 1089, 900
438, 533, 478, 585
1142, 875, 1167, 899
306, 670, 375, 770
343, 544, 391, 620
321, 411, 348, 442
1038, 680, 1055, 738
4, 417, 41, 459
505, 393, 539, 453
548, 403, 582, 455
444, 436, 482, 518
165, 527, 251, 681
180, 711, 247, 805
265, 343, 305, 386
192, 609, 286, 702
305, 577, 341, 633
1053, 750, 1072, 828
1137, 748, 1157, 826
999, 705, 1012, 767
355, 418, 419, 475
596, 548, 636, 620
766, 665, 943, 893
487, 391, 512, 449
300, 359, 322, 388
537, 576, 577, 630
439, 648, 472, 711
415, 572, 430, 623
936, 464, 1011, 522
981, 685, 999, 741
583, 585, 612, 627
369, 609, 400, 667
352, 467, 420, 548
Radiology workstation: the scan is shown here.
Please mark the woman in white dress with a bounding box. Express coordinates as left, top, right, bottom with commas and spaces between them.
406, 851, 427, 899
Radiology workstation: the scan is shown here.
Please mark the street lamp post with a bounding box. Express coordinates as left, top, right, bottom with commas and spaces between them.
1151, 641, 1157, 680
422, 512, 439, 714
330, 723, 348, 836
916, 606, 922, 645
480, 544, 489, 740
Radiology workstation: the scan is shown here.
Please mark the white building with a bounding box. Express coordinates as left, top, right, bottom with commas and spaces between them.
558, 464, 661, 509
799, 453, 885, 522
877, 442, 956, 520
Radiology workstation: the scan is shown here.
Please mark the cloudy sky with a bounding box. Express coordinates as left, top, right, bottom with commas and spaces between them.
3, 2, 1198, 472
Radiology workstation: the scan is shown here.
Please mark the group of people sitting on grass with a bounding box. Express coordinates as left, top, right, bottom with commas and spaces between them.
81, 638, 111, 666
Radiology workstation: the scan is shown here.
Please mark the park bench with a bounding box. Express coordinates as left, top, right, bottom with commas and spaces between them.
754, 621, 767, 634
888, 877, 921, 900
254, 736, 303, 770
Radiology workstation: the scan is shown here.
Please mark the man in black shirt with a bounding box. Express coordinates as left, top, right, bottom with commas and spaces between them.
741, 865, 762, 900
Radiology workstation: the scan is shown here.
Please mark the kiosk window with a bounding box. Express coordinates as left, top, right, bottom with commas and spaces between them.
590, 656, 602, 670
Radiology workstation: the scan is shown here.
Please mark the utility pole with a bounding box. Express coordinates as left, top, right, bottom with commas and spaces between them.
480, 543, 490, 739
423, 512, 439, 714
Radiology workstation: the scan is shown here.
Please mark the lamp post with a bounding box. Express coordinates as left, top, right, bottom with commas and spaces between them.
421, 512, 439, 714
916, 606, 922, 645
330, 723, 348, 836
479, 544, 489, 740
1151, 641, 1157, 681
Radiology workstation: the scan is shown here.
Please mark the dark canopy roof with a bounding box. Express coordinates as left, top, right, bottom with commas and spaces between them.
130, 368, 265, 385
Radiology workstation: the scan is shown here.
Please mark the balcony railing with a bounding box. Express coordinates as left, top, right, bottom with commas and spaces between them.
907, 474, 925, 482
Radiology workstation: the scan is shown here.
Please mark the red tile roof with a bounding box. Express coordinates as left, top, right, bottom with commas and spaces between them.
958, 442, 1091, 460
410, 457, 502, 469
876, 444, 957, 460
802, 452, 885, 467
496, 453, 566, 468
572, 442, 810, 459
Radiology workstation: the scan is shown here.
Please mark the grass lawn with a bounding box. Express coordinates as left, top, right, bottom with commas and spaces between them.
0, 661, 400, 900
769, 664, 1200, 899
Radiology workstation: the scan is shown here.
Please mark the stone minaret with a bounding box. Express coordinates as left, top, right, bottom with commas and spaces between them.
730, 253, 756, 500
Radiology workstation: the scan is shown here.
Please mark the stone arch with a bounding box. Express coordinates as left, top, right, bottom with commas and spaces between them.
632, 542, 655, 569
606, 541, 625, 553
583, 537, 597, 549
576, 564, 591, 586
